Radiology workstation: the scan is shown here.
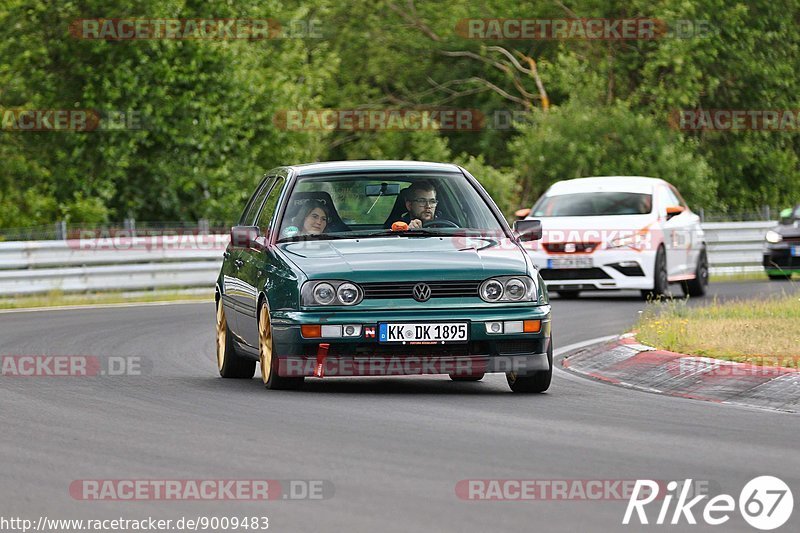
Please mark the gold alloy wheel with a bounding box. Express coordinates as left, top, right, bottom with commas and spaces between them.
259, 305, 273, 384
215, 303, 226, 371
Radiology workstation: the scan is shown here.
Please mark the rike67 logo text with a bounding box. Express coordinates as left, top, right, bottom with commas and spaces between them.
624, 476, 793, 530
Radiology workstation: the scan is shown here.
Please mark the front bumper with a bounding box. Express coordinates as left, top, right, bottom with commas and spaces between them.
763, 243, 800, 272
529, 249, 656, 290
270, 305, 551, 377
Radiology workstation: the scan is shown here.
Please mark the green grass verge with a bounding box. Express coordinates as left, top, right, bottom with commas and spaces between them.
710, 271, 784, 283
0, 289, 212, 310
635, 292, 800, 368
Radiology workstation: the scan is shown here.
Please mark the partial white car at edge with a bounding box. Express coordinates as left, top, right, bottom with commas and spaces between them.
524, 176, 708, 300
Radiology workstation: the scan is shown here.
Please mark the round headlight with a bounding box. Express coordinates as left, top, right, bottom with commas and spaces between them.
505, 278, 526, 300
313, 282, 336, 305
337, 283, 360, 305
481, 279, 504, 302
765, 230, 783, 244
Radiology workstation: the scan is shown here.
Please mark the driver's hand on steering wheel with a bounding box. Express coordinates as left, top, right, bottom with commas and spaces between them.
408, 219, 423, 229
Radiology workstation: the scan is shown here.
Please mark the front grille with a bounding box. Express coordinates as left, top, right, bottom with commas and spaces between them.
495, 341, 540, 355
328, 341, 489, 357
361, 280, 481, 299
539, 268, 612, 281
543, 242, 599, 253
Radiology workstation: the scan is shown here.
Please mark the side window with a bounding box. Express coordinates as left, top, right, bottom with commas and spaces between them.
240, 176, 274, 225
664, 186, 681, 208
669, 185, 688, 209
255, 177, 286, 236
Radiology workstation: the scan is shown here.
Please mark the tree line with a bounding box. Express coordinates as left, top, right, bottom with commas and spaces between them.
1, 0, 798, 228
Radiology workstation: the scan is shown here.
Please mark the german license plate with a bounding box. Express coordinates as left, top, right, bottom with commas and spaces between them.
547, 257, 593, 269
792, 246, 800, 257
379, 322, 468, 343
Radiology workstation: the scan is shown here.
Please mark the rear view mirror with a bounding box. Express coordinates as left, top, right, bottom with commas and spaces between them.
513, 219, 542, 241
230, 225, 260, 249
365, 183, 400, 196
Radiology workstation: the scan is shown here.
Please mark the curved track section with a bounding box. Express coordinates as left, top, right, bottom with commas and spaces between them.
0, 282, 797, 532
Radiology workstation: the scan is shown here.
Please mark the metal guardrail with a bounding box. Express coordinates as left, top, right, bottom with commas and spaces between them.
0, 236, 228, 296
703, 221, 774, 275
0, 222, 778, 296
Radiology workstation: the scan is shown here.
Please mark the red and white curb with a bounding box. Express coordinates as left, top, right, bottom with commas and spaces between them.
561, 334, 800, 413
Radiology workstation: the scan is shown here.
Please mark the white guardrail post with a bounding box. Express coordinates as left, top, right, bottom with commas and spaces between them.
0, 222, 777, 296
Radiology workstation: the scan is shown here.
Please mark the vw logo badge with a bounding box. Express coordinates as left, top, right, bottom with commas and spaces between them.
412, 283, 432, 302
564, 243, 577, 253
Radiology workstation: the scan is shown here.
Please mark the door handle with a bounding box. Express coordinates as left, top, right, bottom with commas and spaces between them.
234, 259, 244, 268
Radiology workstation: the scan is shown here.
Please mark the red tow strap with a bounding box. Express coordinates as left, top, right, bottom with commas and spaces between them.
314, 343, 329, 378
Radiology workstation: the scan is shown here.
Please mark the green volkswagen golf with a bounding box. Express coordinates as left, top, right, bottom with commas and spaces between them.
215, 161, 552, 392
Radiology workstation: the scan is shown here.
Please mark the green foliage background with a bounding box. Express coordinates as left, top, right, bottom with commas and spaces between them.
0, 0, 798, 226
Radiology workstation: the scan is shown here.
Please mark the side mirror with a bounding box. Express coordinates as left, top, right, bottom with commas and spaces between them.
666, 205, 685, 220
514, 207, 532, 219
513, 219, 542, 241
779, 208, 793, 223
230, 225, 260, 249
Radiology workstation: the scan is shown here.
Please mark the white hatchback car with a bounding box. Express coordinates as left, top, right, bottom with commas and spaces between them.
524, 176, 708, 299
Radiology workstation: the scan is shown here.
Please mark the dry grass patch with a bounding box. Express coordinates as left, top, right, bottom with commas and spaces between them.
635, 293, 800, 368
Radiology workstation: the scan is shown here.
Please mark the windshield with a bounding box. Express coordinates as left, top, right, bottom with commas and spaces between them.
276, 172, 505, 242
532, 192, 652, 217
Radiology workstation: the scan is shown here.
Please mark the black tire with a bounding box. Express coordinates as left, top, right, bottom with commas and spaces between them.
556, 290, 581, 299
506, 336, 553, 393
216, 302, 256, 379
259, 303, 304, 390
767, 273, 792, 281
641, 246, 668, 301
682, 248, 709, 297
449, 373, 484, 382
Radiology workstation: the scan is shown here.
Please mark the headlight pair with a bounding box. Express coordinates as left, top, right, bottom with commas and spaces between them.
479, 276, 537, 303
302, 281, 363, 306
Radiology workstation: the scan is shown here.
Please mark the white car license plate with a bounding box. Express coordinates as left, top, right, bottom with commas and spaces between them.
547, 257, 594, 269
792, 246, 800, 257
379, 322, 468, 343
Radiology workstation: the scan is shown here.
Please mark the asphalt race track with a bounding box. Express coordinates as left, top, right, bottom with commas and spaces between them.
1, 281, 798, 532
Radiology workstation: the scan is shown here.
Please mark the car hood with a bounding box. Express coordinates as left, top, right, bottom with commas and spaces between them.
279, 236, 529, 282
776, 220, 800, 239
527, 215, 656, 243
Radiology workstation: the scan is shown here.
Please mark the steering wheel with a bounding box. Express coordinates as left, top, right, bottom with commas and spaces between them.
423, 218, 460, 229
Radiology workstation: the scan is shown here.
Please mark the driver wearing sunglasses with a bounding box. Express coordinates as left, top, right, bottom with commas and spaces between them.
402, 181, 438, 229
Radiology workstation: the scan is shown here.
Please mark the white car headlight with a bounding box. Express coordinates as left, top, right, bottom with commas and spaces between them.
607, 230, 651, 250
765, 230, 783, 244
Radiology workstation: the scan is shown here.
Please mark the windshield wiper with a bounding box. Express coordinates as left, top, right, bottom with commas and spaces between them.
350, 228, 457, 239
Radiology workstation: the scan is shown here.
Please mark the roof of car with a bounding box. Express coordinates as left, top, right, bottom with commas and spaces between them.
545, 176, 667, 195
287, 160, 462, 176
